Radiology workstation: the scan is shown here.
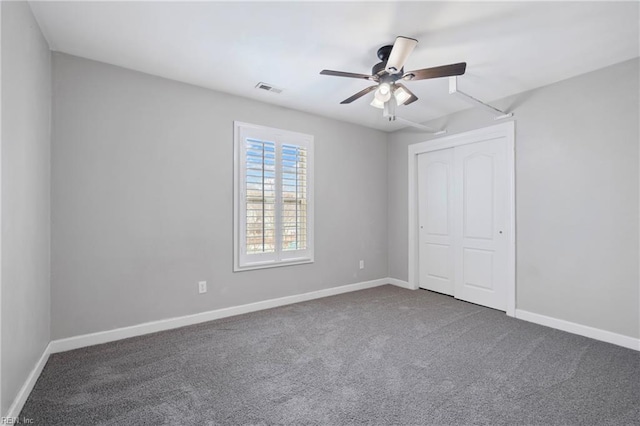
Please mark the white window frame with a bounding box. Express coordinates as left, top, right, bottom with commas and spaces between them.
233, 121, 314, 271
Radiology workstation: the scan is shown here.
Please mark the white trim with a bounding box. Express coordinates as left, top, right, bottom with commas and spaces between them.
387, 278, 414, 290
50, 278, 388, 354
0, 1, 3, 414
515, 309, 639, 351
10, 279, 389, 415
5, 343, 51, 419
408, 121, 516, 315
8, 281, 638, 419
231, 258, 313, 272
505, 123, 516, 317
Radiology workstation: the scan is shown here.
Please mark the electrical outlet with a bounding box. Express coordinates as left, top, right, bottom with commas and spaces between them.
198, 281, 207, 294
359, 260, 365, 270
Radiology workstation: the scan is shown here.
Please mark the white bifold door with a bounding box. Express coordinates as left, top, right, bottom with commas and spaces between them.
417, 137, 509, 311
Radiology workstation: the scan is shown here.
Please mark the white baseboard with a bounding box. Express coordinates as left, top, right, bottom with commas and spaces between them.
387, 278, 415, 290
5, 342, 51, 419
50, 278, 390, 354
515, 309, 640, 351
10, 283, 636, 419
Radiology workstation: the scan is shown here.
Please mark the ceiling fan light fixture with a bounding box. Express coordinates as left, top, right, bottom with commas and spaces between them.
321, 36, 466, 111
394, 86, 411, 106
375, 83, 392, 102
370, 97, 385, 109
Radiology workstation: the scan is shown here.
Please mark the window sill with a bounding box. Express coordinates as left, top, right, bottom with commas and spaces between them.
234, 258, 314, 272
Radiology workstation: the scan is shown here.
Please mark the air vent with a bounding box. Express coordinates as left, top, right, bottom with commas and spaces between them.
255, 82, 283, 94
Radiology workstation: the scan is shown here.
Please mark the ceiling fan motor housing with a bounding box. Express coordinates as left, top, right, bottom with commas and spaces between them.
372, 61, 403, 84
377, 45, 393, 61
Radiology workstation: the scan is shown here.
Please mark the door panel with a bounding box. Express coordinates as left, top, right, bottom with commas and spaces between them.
454, 138, 508, 310
463, 154, 494, 240
417, 149, 454, 295
424, 243, 451, 281
424, 162, 450, 236
462, 248, 494, 290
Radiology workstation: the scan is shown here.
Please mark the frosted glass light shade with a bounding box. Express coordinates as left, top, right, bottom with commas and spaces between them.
374, 83, 391, 102
370, 97, 385, 109
394, 86, 411, 106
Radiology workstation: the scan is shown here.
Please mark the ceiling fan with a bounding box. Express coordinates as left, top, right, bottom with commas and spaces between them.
320, 36, 466, 111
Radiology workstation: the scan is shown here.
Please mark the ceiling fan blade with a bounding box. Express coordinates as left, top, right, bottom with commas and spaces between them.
340, 85, 378, 104
395, 83, 419, 105
320, 70, 376, 81
403, 62, 467, 81
386, 36, 418, 74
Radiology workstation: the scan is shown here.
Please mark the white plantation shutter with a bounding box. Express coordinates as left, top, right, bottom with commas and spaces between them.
281, 144, 307, 251
234, 122, 314, 270
245, 139, 276, 255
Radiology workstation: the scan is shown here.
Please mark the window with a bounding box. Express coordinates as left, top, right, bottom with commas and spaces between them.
234, 121, 314, 271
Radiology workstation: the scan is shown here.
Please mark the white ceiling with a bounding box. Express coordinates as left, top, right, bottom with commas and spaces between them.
30, 1, 639, 132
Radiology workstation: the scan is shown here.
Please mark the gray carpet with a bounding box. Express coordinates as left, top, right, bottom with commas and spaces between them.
21, 285, 640, 425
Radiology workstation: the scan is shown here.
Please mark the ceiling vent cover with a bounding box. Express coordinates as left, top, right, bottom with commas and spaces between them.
255, 82, 283, 94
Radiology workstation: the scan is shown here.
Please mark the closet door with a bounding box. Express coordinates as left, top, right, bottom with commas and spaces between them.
453, 138, 509, 311
417, 148, 455, 295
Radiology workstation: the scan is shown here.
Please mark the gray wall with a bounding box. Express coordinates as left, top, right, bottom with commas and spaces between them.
1, 2, 51, 415
51, 53, 388, 340
388, 58, 639, 339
